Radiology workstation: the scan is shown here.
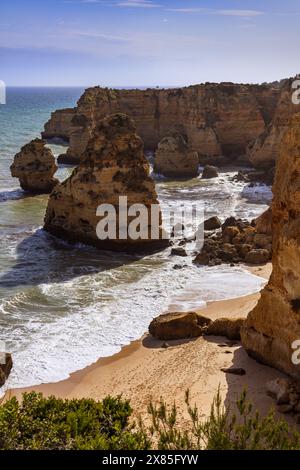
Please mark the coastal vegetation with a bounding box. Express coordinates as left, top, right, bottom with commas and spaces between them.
0, 390, 299, 450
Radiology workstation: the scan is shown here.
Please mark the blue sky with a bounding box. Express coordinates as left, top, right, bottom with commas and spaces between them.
0, 0, 299, 86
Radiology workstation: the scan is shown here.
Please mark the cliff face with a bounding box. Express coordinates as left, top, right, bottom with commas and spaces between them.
10, 139, 58, 193
43, 83, 281, 165
42, 108, 76, 140
44, 114, 168, 252
154, 132, 199, 177
241, 113, 300, 379
248, 78, 300, 168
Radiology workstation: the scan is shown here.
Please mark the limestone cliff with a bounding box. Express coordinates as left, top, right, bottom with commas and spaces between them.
43, 83, 281, 165
44, 114, 168, 252
10, 139, 58, 193
248, 78, 300, 168
241, 113, 300, 379
154, 132, 199, 177
42, 108, 76, 140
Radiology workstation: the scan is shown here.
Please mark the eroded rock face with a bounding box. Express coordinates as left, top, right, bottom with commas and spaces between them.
44, 114, 168, 252
43, 82, 282, 166
248, 78, 300, 168
10, 139, 58, 193
42, 108, 76, 140
241, 114, 300, 379
154, 132, 199, 177
149, 311, 212, 340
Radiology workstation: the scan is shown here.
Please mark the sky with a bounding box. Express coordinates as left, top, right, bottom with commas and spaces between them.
0, 0, 299, 86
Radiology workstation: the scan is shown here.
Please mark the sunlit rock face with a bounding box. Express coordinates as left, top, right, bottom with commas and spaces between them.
43, 82, 282, 165
248, 78, 300, 169
241, 113, 300, 379
10, 138, 58, 193
44, 113, 168, 252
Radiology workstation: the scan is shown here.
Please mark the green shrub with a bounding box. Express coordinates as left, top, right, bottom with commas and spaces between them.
145, 389, 300, 450
0, 392, 149, 450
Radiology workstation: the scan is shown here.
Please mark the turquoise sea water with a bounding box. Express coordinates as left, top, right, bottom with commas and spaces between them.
0, 88, 271, 390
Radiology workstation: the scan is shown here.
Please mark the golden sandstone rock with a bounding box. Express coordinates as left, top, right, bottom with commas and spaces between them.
154, 132, 199, 177
10, 138, 58, 193
44, 114, 168, 252
43, 83, 282, 165
241, 114, 300, 379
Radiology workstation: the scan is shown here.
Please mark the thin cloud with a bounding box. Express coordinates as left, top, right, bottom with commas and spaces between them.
117, 0, 161, 8
167, 8, 264, 17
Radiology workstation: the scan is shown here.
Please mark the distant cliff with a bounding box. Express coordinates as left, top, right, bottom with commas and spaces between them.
42, 82, 283, 166
241, 113, 300, 379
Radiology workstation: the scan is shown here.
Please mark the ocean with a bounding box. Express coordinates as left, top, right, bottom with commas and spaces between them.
0, 87, 272, 390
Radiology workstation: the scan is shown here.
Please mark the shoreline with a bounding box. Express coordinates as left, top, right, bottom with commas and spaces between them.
7, 262, 286, 426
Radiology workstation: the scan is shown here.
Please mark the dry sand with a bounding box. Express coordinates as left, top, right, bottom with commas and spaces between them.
8, 262, 291, 426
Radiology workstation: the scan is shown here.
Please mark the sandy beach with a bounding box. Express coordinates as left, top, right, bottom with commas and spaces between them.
7, 262, 291, 427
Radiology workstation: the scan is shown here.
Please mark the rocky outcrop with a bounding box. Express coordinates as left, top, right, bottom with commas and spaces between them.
248, 78, 300, 168
10, 139, 58, 193
43, 82, 282, 165
44, 113, 168, 252
149, 311, 212, 340
42, 108, 76, 140
0, 353, 13, 387
154, 132, 199, 177
241, 113, 300, 379
201, 165, 219, 179
206, 317, 244, 341
194, 216, 272, 266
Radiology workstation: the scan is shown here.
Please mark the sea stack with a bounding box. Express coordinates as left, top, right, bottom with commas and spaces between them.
10, 138, 58, 193
154, 132, 199, 178
241, 113, 300, 379
44, 113, 168, 252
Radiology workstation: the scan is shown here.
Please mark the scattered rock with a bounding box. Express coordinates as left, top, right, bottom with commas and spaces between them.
206, 318, 245, 341
245, 249, 270, 265
0, 353, 13, 387
204, 216, 222, 231
149, 311, 212, 340
10, 139, 58, 193
266, 378, 291, 405
170, 247, 188, 257
201, 165, 219, 179
154, 132, 199, 178
221, 367, 246, 376
277, 404, 294, 414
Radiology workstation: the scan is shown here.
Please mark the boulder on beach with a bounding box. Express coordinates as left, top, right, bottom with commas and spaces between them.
10, 139, 58, 193
149, 311, 212, 340
205, 317, 245, 340
204, 216, 222, 231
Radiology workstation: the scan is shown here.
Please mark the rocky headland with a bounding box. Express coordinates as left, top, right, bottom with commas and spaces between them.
10, 138, 58, 193
44, 113, 168, 252
42, 81, 286, 168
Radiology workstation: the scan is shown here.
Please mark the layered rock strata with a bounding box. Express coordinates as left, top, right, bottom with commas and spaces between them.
248, 78, 300, 168
43, 82, 282, 165
44, 113, 168, 252
10, 139, 58, 193
154, 132, 199, 177
241, 114, 300, 379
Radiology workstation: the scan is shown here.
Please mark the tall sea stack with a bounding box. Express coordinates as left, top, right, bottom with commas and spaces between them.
44, 113, 168, 252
